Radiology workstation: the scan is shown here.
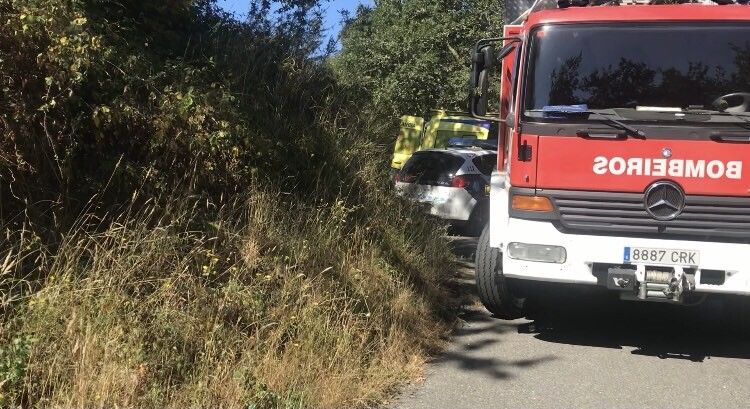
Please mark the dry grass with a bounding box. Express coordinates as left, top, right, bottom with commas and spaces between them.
1, 185, 453, 408
0, 0, 458, 406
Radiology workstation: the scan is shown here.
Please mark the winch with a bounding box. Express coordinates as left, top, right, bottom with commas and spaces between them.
607, 265, 696, 303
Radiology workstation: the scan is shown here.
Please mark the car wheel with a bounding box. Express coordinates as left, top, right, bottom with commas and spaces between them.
475, 225, 526, 319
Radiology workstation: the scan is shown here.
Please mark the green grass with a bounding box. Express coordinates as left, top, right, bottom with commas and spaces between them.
0, 1, 458, 406
1, 184, 454, 408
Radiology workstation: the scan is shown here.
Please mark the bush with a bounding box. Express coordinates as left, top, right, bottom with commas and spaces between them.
1, 0, 347, 233
0, 0, 456, 407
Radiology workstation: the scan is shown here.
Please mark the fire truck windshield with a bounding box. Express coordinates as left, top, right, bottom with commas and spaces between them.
524, 23, 750, 123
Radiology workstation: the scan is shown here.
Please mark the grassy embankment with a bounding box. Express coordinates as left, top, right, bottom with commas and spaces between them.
0, 0, 456, 407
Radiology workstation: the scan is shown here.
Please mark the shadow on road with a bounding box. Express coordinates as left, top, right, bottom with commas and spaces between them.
434, 308, 558, 380
445, 236, 750, 371
520, 291, 750, 362
433, 236, 560, 380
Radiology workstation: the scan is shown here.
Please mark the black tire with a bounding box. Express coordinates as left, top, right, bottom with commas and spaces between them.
475, 224, 526, 319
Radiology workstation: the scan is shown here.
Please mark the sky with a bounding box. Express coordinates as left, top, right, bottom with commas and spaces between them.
217, 0, 373, 50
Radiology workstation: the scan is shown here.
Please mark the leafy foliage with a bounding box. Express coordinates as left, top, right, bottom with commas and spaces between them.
0, 0, 333, 237
333, 0, 505, 118
0, 0, 455, 407
0, 335, 34, 406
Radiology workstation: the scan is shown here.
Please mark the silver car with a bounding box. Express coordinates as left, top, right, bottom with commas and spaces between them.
395, 146, 496, 236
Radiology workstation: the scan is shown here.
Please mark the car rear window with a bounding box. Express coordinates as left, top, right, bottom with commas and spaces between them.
435, 130, 482, 148
472, 154, 497, 176
401, 152, 464, 184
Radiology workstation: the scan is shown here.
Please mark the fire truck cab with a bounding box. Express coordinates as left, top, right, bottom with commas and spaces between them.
471, 1, 750, 319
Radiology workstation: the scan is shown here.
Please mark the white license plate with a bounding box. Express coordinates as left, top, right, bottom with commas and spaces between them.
624, 247, 700, 266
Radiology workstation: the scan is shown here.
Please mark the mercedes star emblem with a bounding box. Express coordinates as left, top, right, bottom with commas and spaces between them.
662, 147, 672, 158
644, 181, 685, 221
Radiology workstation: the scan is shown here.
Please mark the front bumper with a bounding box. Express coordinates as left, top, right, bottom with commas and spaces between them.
501, 217, 750, 296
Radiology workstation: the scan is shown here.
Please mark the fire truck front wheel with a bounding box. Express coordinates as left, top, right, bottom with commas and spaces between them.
475, 225, 526, 319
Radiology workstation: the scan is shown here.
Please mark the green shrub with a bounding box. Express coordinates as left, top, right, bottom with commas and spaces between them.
0, 335, 34, 406
0, 0, 347, 234
0, 0, 456, 407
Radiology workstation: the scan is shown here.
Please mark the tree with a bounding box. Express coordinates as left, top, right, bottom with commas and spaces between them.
332, 0, 505, 119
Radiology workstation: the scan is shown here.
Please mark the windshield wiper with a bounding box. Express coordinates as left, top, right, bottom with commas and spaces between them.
680, 107, 750, 127
535, 106, 645, 137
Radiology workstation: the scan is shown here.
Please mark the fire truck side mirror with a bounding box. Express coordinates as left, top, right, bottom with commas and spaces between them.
473, 70, 490, 115
475, 45, 496, 69
469, 38, 520, 121
470, 45, 495, 116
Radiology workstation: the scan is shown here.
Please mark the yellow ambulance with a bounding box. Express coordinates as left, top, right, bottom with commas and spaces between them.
390, 110, 494, 170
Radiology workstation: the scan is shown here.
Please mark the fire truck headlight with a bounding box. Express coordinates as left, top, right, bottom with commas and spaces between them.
507, 242, 567, 264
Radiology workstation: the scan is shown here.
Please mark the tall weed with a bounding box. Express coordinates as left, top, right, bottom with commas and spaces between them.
1, 183, 453, 408
0, 0, 457, 407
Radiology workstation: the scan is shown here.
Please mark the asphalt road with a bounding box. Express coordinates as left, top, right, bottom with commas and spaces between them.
394, 237, 750, 409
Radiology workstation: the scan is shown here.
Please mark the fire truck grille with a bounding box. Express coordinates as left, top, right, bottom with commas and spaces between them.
543, 189, 750, 242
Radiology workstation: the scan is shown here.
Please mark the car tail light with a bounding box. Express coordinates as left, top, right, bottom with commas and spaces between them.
451, 175, 469, 188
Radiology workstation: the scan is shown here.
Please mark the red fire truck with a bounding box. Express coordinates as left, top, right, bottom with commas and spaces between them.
470, 0, 750, 319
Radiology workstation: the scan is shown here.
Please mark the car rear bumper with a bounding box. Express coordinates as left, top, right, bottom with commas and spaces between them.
395, 182, 477, 221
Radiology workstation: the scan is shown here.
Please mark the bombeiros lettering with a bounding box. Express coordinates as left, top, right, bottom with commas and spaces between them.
593, 156, 743, 179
